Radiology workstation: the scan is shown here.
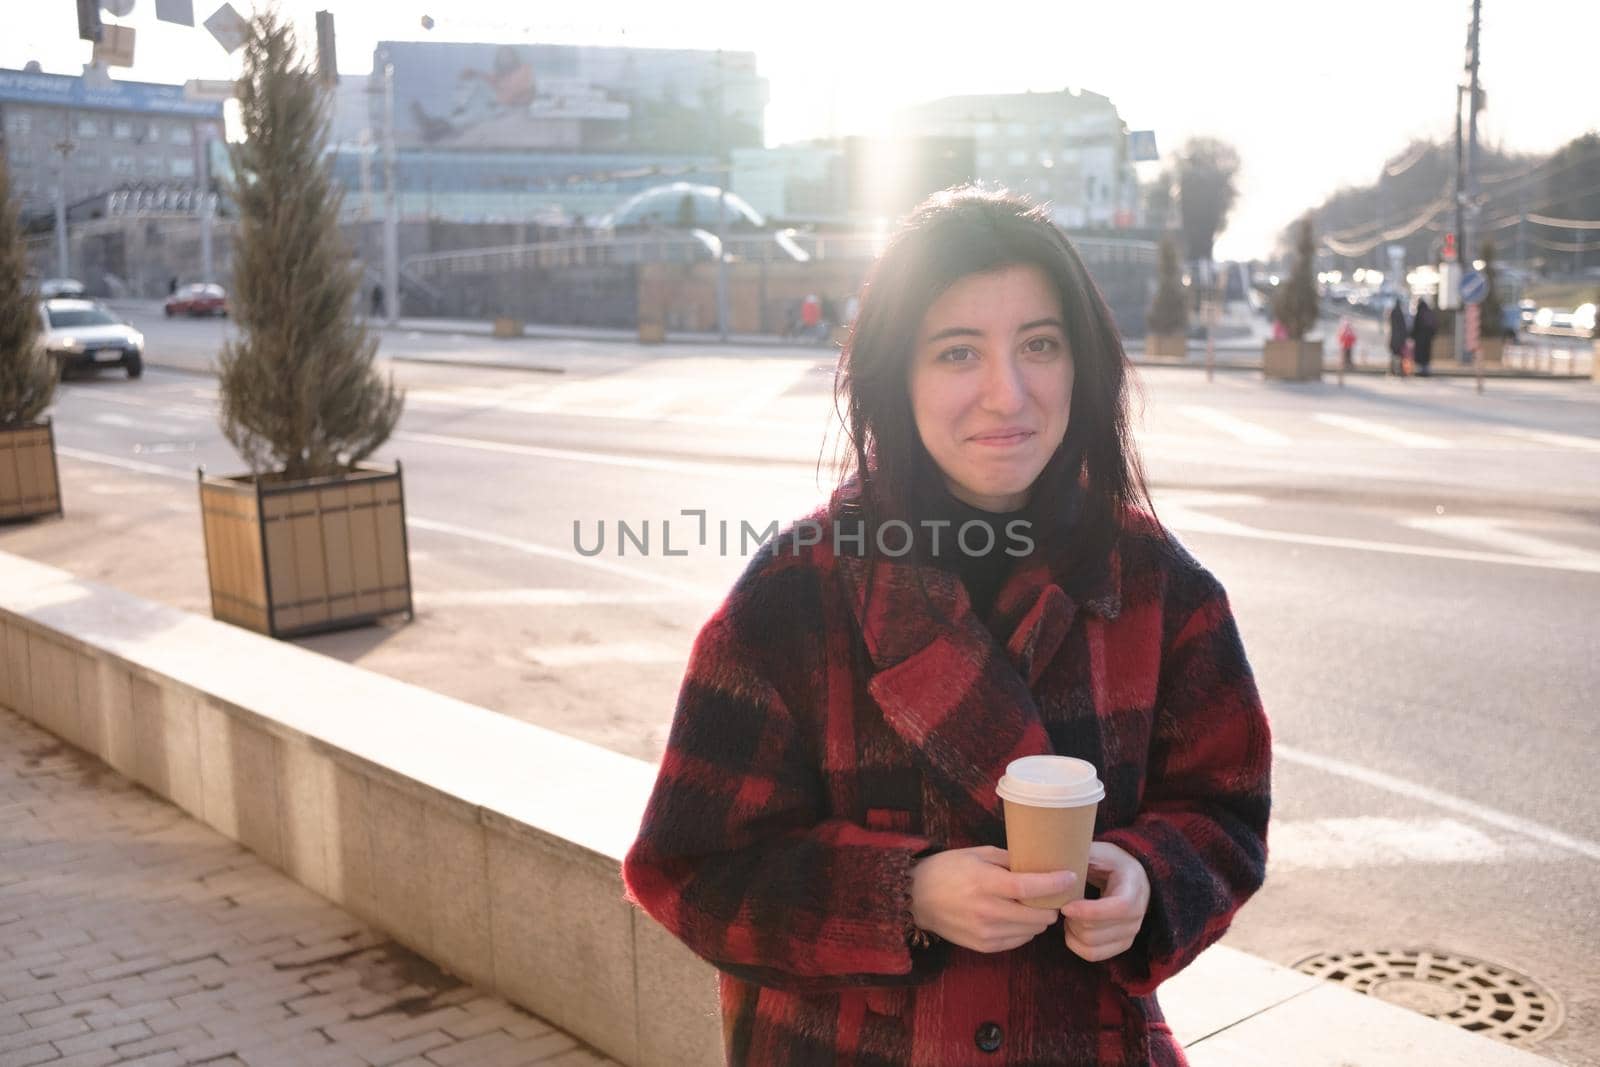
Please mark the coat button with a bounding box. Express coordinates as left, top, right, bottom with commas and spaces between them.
974, 1021, 1003, 1053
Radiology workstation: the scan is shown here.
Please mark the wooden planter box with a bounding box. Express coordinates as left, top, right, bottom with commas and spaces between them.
1477, 337, 1505, 365
492, 317, 525, 339
1146, 333, 1187, 358
0, 419, 64, 523
1263, 339, 1324, 381
199, 462, 413, 638
637, 320, 666, 344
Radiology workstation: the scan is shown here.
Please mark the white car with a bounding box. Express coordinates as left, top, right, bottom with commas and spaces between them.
37, 299, 145, 379
38, 278, 87, 299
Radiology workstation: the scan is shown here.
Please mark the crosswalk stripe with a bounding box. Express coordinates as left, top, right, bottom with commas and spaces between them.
1267, 816, 1522, 871
1275, 744, 1600, 863
1495, 427, 1600, 453
1177, 405, 1292, 447
1400, 516, 1600, 563
1313, 412, 1450, 449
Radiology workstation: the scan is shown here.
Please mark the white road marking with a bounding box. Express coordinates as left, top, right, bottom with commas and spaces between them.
524, 641, 685, 667
616, 386, 686, 419
1166, 507, 1600, 575
1495, 427, 1600, 453
1177, 405, 1292, 447
56, 446, 193, 481
405, 517, 721, 600
1401, 516, 1600, 564
1312, 412, 1450, 449
727, 362, 819, 424
1275, 744, 1600, 864
392, 429, 806, 481
63, 390, 214, 419
1267, 816, 1521, 872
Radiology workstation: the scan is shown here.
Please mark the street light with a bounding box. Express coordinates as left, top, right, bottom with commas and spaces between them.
53, 129, 74, 278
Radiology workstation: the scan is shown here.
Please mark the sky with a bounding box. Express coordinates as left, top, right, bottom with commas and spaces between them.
8, 0, 1599, 259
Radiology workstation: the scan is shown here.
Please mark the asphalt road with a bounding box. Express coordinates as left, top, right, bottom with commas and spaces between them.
7, 309, 1599, 1065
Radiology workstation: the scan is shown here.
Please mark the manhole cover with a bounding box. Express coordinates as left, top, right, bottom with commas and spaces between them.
1294, 948, 1562, 1046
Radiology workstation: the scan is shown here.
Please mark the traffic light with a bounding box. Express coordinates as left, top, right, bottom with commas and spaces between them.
75, 0, 102, 42
1443, 232, 1457, 262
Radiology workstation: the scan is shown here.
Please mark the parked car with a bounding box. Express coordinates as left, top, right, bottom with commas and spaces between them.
164, 282, 228, 318
1530, 306, 1579, 337
38, 277, 87, 299
36, 299, 144, 379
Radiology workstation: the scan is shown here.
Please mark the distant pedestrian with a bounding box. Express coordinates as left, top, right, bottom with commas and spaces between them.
1411, 297, 1437, 376
1338, 318, 1357, 368
1387, 299, 1408, 375
371, 283, 385, 318
800, 292, 821, 339
168, 276, 178, 296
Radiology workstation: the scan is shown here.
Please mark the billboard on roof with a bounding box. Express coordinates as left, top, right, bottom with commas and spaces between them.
376, 41, 766, 155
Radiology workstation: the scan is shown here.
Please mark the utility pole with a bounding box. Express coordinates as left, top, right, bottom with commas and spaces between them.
381, 57, 399, 326
53, 122, 73, 277
715, 49, 729, 342
199, 134, 215, 283
1451, 0, 1481, 367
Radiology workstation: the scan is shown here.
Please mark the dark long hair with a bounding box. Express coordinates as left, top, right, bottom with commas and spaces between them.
831, 186, 1154, 593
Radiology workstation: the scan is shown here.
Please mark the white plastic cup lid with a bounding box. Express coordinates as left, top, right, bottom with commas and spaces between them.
995, 755, 1105, 807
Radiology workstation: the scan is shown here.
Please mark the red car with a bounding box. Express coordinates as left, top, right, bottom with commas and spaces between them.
165, 283, 228, 317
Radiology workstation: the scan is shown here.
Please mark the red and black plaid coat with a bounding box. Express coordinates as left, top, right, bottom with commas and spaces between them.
624, 487, 1271, 1066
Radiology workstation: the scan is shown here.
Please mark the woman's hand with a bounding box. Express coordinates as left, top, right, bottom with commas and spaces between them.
909, 846, 1071, 954
1060, 842, 1150, 962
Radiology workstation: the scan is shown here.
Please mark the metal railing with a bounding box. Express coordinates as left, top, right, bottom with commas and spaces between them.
402, 229, 1154, 279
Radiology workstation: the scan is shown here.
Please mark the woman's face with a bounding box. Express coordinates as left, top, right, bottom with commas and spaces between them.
907, 264, 1074, 513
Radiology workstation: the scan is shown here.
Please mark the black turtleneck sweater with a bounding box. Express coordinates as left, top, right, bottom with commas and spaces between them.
921, 489, 1032, 621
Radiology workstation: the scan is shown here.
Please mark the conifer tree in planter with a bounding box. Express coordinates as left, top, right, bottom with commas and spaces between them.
0, 149, 62, 523
1145, 235, 1188, 358
1265, 216, 1323, 381
199, 10, 411, 637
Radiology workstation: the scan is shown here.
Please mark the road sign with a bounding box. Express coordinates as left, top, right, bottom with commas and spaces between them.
184, 78, 238, 102
92, 23, 136, 67
1127, 130, 1159, 162
1438, 261, 1462, 310
204, 3, 249, 54
155, 0, 195, 26
1460, 269, 1488, 305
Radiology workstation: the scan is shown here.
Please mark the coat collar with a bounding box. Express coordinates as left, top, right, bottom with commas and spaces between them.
822, 486, 1123, 827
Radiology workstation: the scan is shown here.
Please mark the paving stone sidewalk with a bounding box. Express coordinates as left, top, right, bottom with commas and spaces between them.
0, 704, 618, 1067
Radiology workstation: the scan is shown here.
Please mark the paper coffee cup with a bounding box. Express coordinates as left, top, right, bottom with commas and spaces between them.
996, 755, 1105, 909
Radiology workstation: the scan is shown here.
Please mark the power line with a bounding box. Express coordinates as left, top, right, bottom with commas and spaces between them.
1525, 211, 1600, 231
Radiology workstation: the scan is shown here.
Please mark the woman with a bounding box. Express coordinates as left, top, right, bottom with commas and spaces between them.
1411, 296, 1437, 376
623, 189, 1271, 1066
1388, 298, 1409, 376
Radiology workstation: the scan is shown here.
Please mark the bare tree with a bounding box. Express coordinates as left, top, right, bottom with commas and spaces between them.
1175, 137, 1241, 265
